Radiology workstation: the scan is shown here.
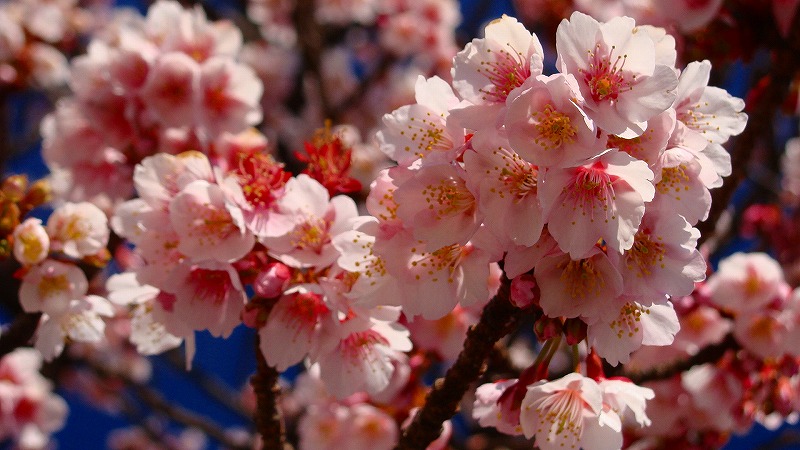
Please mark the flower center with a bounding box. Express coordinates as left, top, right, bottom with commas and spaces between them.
582, 45, 632, 103
559, 258, 605, 299
563, 165, 616, 222
479, 46, 531, 102
188, 268, 233, 305
233, 151, 290, 209
609, 303, 648, 339
289, 217, 331, 254
656, 166, 691, 195
422, 177, 476, 220
38, 273, 70, 299
532, 104, 577, 151
624, 230, 666, 277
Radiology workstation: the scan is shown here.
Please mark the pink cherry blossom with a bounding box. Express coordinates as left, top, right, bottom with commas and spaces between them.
520, 372, 621, 450
261, 174, 358, 269
618, 211, 705, 301
534, 247, 624, 324
379, 227, 502, 320
598, 378, 654, 428
704, 252, 786, 313
197, 57, 263, 136
313, 320, 412, 398
332, 217, 405, 308
473, 379, 524, 435
463, 133, 544, 246
46, 201, 109, 259
505, 73, 606, 168
12, 218, 49, 266
259, 285, 333, 371
139, 52, 199, 128
169, 179, 255, 263
452, 14, 543, 105
19, 259, 88, 317
540, 149, 655, 258
161, 261, 246, 339
0, 348, 68, 450
393, 163, 481, 251
556, 12, 679, 137
376, 76, 466, 166
35, 295, 115, 361
588, 301, 679, 366
649, 147, 712, 225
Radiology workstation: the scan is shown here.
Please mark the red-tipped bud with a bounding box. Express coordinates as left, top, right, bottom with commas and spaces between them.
510, 274, 539, 308
563, 317, 587, 345
586, 348, 605, 380
253, 262, 291, 298
533, 316, 562, 341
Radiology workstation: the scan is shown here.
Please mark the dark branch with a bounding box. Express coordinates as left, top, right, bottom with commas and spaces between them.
395, 277, 524, 450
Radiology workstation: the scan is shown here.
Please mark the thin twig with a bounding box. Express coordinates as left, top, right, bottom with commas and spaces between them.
292, 0, 334, 120
624, 334, 739, 384
90, 360, 252, 450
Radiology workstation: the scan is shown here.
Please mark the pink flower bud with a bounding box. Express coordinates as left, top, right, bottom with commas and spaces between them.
510, 274, 538, 308
533, 316, 562, 341
563, 317, 587, 345
254, 262, 291, 298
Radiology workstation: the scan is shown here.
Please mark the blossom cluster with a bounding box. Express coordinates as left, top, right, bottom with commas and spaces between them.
40, 0, 263, 210
3, 1, 787, 448
623, 252, 800, 446
354, 11, 745, 447
13, 201, 113, 360
0, 348, 68, 448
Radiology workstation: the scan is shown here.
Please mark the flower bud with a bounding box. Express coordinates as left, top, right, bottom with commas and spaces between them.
563, 317, 587, 345
533, 316, 562, 341
253, 262, 291, 298
23, 179, 52, 210
0, 201, 20, 235
510, 274, 538, 308
2, 175, 28, 202
12, 218, 49, 265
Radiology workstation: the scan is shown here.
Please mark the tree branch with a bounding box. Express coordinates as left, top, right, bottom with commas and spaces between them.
252, 332, 290, 450
625, 334, 739, 384
395, 277, 523, 450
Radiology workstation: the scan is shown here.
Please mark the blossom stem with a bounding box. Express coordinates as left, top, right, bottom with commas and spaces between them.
572, 344, 581, 373
252, 332, 291, 450
395, 276, 522, 450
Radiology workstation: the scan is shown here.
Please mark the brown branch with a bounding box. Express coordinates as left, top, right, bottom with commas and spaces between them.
625, 334, 739, 384
292, 0, 334, 121
252, 332, 290, 450
395, 277, 523, 450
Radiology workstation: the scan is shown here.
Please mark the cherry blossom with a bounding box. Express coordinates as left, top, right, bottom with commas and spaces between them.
556, 11, 679, 137
46, 202, 109, 259
505, 73, 606, 168
704, 252, 786, 313
520, 373, 621, 450
376, 76, 466, 166
261, 174, 358, 269
452, 14, 543, 105
539, 149, 655, 258
12, 218, 49, 266
19, 259, 88, 317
